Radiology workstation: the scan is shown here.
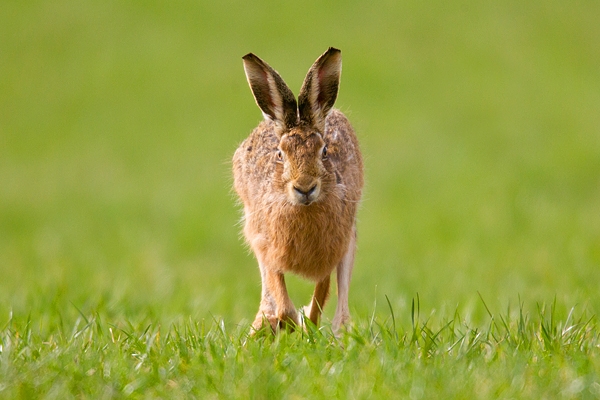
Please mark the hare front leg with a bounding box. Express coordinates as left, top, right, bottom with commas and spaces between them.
332, 228, 357, 333
252, 262, 298, 332
252, 262, 277, 332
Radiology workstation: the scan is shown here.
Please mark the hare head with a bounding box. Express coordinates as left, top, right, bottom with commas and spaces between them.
242, 48, 342, 206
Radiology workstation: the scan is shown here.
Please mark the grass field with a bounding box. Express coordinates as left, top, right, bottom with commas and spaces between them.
1, 0, 600, 398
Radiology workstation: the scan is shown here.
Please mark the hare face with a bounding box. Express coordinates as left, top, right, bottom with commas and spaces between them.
279, 131, 327, 205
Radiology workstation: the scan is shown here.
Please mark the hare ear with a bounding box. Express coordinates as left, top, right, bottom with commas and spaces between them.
298, 47, 342, 132
242, 53, 298, 130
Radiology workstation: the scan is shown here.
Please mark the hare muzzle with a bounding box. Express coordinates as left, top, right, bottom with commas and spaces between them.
288, 179, 321, 205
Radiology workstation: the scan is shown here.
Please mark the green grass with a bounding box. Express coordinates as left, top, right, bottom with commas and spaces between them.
2, 298, 599, 398
1, 0, 600, 398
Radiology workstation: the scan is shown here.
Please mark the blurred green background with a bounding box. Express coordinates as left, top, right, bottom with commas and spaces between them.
1, 0, 599, 328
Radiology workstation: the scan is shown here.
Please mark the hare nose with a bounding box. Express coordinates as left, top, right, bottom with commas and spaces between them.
293, 184, 317, 197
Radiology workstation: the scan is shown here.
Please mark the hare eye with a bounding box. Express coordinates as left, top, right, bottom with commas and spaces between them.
322, 145, 328, 160
276, 149, 283, 162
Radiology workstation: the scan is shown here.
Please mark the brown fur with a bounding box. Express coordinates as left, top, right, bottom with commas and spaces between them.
233, 48, 363, 333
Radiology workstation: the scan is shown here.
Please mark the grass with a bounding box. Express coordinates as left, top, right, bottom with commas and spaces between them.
2, 297, 599, 398
1, 0, 600, 398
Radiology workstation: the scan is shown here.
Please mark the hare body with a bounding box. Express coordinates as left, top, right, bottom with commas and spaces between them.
233, 48, 363, 332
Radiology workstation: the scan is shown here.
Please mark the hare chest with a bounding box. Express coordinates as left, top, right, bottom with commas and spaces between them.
245, 203, 354, 282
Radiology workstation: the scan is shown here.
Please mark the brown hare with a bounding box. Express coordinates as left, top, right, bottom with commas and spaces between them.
233, 47, 363, 333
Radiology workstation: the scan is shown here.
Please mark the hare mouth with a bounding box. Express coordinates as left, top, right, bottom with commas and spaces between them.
290, 193, 317, 206
298, 197, 314, 206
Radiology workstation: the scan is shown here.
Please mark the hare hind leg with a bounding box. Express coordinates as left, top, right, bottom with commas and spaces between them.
252, 262, 298, 333
306, 275, 331, 326
332, 228, 357, 333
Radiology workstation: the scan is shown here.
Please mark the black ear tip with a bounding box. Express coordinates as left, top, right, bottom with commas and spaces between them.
242, 53, 257, 61
327, 47, 341, 54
